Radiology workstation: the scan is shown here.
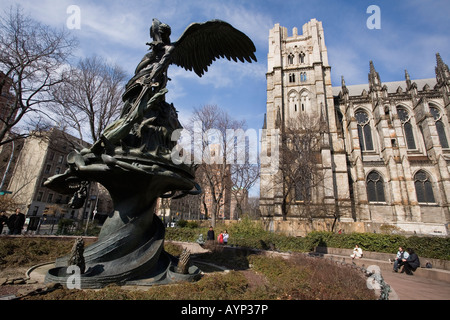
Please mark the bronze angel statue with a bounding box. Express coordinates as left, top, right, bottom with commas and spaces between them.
87, 18, 257, 156
44, 19, 256, 288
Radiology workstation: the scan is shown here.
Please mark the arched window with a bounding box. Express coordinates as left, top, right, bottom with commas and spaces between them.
289, 73, 295, 83
366, 171, 385, 202
430, 106, 449, 148
355, 110, 374, 151
300, 91, 309, 113
289, 92, 298, 114
414, 170, 435, 203
288, 53, 294, 65
397, 107, 416, 149
300, 52, 305, 64
295, 177, 311, 201
336, 109, 344, 137
300, 72, 307, 82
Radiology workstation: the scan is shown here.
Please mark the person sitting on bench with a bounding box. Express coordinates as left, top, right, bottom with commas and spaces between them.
350, 244, 363, 259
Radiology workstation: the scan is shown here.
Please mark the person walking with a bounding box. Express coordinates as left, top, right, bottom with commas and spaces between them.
12, 208, 25, 235
7, 210, 17, 234
222, 230, 229, 245
217, 231, 224, 244
206, 226, 215, 242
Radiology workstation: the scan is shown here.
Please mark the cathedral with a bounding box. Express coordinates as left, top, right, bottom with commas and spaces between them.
260, 19, 450, 235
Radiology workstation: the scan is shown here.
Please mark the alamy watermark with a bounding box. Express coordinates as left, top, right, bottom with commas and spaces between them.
66, 265, 81, 289
66, 5, 81, 30
170, 121, 280, 173
366, 5, 381, 30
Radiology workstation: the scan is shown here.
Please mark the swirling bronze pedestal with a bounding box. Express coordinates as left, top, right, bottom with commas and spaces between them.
44, 151, 201, 288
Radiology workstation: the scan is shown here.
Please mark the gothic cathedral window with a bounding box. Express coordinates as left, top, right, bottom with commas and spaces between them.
366, 171, 385, 202
288, 53, 294, 65
430, 106, 449, 148
289, 73, 295, 83
300, 52, 305, 64
355, 110, 374, 151
295, 178, 311, 202
397, 107, 416, 149
414, 170, 436, 203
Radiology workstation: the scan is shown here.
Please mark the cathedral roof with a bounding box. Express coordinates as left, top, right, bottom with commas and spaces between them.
332, 78, 436, 97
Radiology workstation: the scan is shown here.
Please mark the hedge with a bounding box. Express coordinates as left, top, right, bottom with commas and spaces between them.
304, 231, 450, 260
165, 226, 450, 261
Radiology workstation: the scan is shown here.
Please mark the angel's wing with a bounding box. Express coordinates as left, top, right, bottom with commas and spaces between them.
171, 20, 257, 77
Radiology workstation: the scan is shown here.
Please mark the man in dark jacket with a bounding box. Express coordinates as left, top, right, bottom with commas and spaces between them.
402, 248, 420, 275
9, 208, 25, 235
7, 211, 17, 234
206, 226, 215, 242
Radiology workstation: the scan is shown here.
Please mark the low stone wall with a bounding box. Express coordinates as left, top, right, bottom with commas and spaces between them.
314, 246, 450, 283
315, 246, 450, 271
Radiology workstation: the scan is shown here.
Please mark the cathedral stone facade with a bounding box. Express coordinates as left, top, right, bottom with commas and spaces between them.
260, 19, 450, 235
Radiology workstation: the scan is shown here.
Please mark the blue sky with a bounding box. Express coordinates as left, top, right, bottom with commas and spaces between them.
5, 0, 450, 133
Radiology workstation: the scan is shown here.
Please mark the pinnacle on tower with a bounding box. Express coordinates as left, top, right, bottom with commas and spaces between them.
341, 75, 349, 95
368, 60, 382, 91
405, 69, 411, 90
435, 53, 450, 86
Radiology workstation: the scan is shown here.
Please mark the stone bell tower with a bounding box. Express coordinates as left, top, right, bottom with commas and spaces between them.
260, 19, 352, 222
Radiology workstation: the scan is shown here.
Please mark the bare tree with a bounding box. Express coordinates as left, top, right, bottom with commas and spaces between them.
273, 112, 333, 222
230, 161, 259, 220
246, 196, 261, 219
50, 56, 127, 143
0, 6, 77, 146
185, 105, 248, 227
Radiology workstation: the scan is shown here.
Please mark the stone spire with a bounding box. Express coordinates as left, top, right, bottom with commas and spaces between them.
435, 53, 450, 87
341, 75, 349, 95
405, 69, 411, 89
368, 60, 382, 91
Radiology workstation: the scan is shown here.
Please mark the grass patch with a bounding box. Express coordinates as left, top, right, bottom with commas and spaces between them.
0, 237, 97, 271
0, 238, 376, 300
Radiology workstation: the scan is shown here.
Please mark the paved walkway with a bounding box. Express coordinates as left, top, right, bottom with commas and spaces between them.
381, 269, 450, 300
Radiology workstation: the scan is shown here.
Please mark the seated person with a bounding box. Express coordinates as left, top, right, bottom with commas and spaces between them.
350, 245, 363, 259
401, 248, 420, 275
393, 246, 409, 272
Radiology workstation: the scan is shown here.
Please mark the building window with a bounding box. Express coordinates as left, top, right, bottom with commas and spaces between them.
288, 53, 294, 65
289, 73, 295, 83
355, 110, 374, 151
300, 72, 307, 82
366, 171, 385, 202
430, 106, 449, 148
295, 179, 311, 201
414, 170, 435, 203
397, 107, 416, 149
300, 52, 305, 64
44, 164, 51, 174
47, 193, 54, 203
36, 191, 43, 202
